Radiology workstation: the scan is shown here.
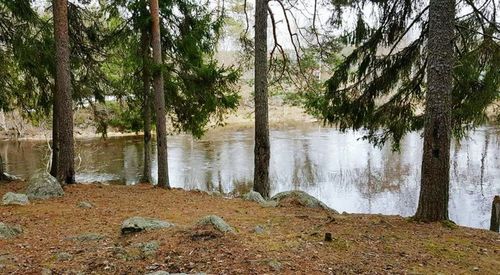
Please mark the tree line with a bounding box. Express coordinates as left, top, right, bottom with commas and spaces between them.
0, 0, 498, 223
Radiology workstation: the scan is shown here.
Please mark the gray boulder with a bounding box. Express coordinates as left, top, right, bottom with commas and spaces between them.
197, 215, 235, 233
2, 192, 29, 205
121, 217, 174, 234
25, 172, 64, 200
271, 190, 338, 213
0, 222, 22, 239
242, 191, 266, 204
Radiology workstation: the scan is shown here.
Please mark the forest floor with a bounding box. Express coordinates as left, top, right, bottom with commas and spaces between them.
1, 181, 499, 274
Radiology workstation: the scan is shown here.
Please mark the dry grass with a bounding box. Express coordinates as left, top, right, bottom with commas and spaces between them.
1, 181, 499, 274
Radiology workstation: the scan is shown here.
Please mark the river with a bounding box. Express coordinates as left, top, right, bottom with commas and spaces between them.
1, 125, 498, 229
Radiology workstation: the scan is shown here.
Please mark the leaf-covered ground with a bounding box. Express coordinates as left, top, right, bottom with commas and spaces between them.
1, 181, 499, 274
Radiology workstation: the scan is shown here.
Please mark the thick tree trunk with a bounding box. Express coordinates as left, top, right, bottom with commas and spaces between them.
149, 0, 170, 188
253, 0, 270, 198
141, 29, 152, 183
414, 0, 455, 222
53, 0, 75, 184
490, 196, 500, 232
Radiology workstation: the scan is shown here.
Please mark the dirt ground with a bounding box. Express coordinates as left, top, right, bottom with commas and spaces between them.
1, 181, 499, 274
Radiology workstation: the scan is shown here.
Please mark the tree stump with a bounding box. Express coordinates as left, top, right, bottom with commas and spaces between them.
490, 196, 500, 232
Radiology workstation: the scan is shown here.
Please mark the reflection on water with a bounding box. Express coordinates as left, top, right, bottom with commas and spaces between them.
0, 126, 498, 229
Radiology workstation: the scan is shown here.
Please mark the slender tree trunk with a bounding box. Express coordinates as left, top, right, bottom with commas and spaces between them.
50, 99, 58, 177
253, 0, 270, 198
141, 28, 152, 183
53, 0, 75, 184
414, 0, 455, 222
0, 155, 5, 180
149, 0, 170, 188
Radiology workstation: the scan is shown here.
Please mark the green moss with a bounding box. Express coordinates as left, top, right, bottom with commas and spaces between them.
440, 220, 458, 230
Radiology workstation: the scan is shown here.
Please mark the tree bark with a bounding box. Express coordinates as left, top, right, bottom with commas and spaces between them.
253, 0, 270, 198
414, 0, 455, 222
53, 0, 75, 184
149, 0, 170, 188
50, 98, 58, 177
141, 28, 152, 184
490, 196, 500, 232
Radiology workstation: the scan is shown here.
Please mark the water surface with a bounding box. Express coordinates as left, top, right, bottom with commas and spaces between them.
1, 126, 498, 229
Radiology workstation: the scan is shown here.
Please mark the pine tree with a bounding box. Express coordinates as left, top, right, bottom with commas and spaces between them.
53, 0, 75, 184
149, 0, 170, 188
253, 0, 270, 198
303, 0, 498, 221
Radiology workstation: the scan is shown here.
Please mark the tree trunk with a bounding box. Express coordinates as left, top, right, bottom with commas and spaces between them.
490, 195, 500, 232
53, 0, 75, 184
50, 99, 58, 177
414, 0, 455, 222
149, 0, 170, 188
141, 28, 152, 184
253, 0, 270, 198
0, 155, 5, 180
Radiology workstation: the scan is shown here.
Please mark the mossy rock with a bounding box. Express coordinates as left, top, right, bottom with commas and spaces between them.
271, 190, 338, 213
196, 215, 235, 233
121, 217, 175, 234
2, 192, 29, 205
242, 191, 266, 204
25, 172, 64, 200
0, 222, 22, 239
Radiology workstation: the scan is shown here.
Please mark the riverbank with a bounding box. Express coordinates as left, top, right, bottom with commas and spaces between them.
0, 105, 317, 141
1, 181, 499, 274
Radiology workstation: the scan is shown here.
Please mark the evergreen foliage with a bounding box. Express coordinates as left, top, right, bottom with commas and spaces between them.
304, 0, 499, 149
105, 0, 241, 138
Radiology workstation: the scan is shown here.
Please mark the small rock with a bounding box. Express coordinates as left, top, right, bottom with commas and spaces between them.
324, 232, 333, 242
197, 215, 235, 233
136, 241, 160, 257
0, 222, 22, 239
253, 225, 265, 234
473, 267, 480, 272
121, 217, 174, 234
66, 233, 105, 242
268, 259, 282, 271
242, 191, 266, 204
2, 192, 29, 205
56, 252, 72, 261
41, 268, 53, 275
77, 201, 93, 209
25, 172, 64, 200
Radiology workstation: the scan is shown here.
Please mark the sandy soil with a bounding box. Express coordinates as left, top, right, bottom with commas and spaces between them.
1, 181, 499, 274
